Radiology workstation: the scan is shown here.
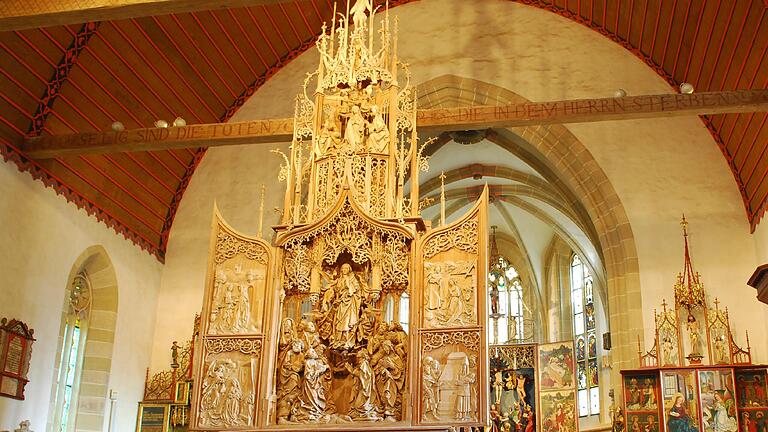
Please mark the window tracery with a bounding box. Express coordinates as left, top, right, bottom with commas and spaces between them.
488, 255, 525, 345
571, 254, 600, 417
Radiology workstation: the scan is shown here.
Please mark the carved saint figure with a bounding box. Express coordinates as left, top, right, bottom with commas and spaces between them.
373, 340, 404, 420
422, 356, 442, 421
294, 347, 331, 422
662, 335, 676, 366
322, 263, 374, 349
346, 350, 379, 420
316, 116, 341, 157
424, 263, 444, 314
344, 105, 366, 152
366, 105, 389, 153
350, 0, 372, 31
277, 340, 305, 423
714, 334, 729, 364
454, 355, 476, 421
686, 314, 702, 356
437, 278, 466, 324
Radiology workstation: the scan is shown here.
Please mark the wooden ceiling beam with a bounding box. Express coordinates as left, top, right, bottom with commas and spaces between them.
23, 89, 768, 159
0, 0, 294, 31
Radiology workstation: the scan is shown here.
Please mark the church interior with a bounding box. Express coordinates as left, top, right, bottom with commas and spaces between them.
0, 1, 767, 432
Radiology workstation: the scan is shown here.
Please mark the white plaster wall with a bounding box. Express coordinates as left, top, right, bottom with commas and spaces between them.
0, 161, 162, 432
153, 0, 768, 373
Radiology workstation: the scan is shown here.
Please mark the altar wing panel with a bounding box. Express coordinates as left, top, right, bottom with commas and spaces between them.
190, 206, 275, 430
415, 187, 489, 427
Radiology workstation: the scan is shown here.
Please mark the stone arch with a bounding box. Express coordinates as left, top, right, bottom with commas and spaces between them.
47, 245, 118, 432
415, 74, 643, 402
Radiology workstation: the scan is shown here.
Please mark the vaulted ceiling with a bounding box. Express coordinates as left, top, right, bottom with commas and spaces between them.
0, 0, 766, 261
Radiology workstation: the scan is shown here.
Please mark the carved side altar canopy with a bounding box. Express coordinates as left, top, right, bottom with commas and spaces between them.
622, 217, 767, 432
637, 217, 752, 369
0, 318, 35, 400
189, 2, 490, 430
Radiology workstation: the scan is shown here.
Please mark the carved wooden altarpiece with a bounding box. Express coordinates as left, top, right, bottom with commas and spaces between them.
189, 2, 490, 430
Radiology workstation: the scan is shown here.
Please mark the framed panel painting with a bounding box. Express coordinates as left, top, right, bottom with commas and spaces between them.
697, 369, 738, 432
662, 370, 700, 432
538, 342, 575, 392
735, 369, 768, 409
623, 372, 661, 432
540, 390, 577, 432
489, 345, 537, 432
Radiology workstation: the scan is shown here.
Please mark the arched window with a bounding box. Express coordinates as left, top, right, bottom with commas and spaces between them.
398, 292, 410, 333
488, 256, 525, 345
51, 272, 91, 432
571, 254, 599, 417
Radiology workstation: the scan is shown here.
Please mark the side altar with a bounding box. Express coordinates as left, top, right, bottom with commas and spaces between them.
188, 2, 490, 430
619, 219, 768, 432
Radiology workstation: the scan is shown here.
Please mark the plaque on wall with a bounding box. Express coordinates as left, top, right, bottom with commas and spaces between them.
0, 318, 34, 400
136, 403, 170, 432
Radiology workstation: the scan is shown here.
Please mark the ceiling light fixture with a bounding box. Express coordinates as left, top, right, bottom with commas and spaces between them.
613, 88, 627, 98
154, 120, 169, 128
679, 83, 694, 94
110, 121, 125, 132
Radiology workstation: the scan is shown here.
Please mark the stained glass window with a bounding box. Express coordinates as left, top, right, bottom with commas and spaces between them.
571, 254, 599, 417
488, 256, 524, 344
53, 272, 91, 432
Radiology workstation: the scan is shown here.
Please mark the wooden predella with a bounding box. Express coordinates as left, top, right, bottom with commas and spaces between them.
189, 2, 490, 430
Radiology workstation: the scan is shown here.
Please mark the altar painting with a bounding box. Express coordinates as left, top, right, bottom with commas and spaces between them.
697, 369, 737, 432
662, 370, 700, 432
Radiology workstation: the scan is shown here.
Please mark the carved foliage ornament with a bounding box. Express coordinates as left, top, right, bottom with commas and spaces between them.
204, 337, 262, 356
215, 227, 268, 265
282, 199, 410, 292
421, 330, 481, 353
423, 219, 479, 259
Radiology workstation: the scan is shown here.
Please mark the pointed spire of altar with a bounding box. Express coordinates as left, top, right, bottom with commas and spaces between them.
674, 214, 706, 311
439, 170, 446, 226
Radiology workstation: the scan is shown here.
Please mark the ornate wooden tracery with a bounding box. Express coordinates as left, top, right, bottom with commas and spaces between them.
189, 2, 489, 430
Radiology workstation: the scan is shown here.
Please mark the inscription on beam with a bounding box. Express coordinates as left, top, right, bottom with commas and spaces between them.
23, 89, 768, 158
415, 90, 768, 131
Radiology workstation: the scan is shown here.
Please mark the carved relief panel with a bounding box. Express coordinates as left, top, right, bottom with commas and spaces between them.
191, 207, 274, 430
419, 330, 482, 424
415, 189, 489, 427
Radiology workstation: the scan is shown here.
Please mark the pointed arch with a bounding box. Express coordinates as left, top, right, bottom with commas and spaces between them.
48, 245, 118, 432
